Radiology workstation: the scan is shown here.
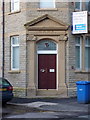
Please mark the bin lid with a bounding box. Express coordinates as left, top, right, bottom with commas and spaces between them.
76, 81, 90, 85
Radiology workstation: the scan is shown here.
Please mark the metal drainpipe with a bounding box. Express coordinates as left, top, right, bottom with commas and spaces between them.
65, 38, 68, 97
2, 0, 5, 78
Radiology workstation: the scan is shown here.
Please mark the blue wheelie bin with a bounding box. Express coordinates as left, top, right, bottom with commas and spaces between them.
76, 81, 90, 103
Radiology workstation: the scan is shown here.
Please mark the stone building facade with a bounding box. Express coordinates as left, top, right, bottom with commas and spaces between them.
0, 1, 90, 97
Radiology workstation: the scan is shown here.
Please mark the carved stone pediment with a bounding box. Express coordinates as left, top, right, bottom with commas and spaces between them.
24, 14, 69, 31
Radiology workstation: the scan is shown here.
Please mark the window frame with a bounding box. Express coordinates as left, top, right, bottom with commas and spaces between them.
10, 0, 20, 12
74, 0, 83, 11
85, 0, 90, 12
40, 0, 55, 9
85, 36, 90, 71
75, 0, 90, 11
75, 35, 90, 72
11, 36, 20, 71
75, 36, 82, 70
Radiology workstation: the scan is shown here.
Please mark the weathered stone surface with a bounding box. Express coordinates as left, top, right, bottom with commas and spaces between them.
0, 2, 89, 97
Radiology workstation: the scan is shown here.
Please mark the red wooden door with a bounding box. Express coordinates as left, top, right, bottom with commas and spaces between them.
38, 54, 56, 89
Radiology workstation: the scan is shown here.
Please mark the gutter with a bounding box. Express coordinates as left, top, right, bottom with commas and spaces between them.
2, 0, 5, 78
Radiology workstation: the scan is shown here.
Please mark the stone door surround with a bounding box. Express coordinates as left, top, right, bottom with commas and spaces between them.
25, 14, 69, 96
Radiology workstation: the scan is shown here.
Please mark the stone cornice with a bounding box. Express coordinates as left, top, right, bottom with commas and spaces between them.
27, 26, 68, 31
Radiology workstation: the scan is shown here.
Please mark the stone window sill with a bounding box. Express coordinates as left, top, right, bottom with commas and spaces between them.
37, 8, 58, 11
8, 70, 21, 74
8, 10, 21, 15
75, 70, 90, 73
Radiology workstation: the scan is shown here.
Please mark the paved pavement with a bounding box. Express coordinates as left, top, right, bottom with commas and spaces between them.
2, 97, 90, 120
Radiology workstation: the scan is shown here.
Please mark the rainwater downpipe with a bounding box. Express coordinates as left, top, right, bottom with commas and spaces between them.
2, 0, 5, 78
65, 38, 69, 97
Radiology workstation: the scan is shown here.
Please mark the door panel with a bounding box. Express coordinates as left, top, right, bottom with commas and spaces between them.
38, 55, 47, 89
38, 54, 56, 89
47, 55, 56, 89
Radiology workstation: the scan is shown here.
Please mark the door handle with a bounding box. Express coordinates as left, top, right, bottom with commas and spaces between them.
40, 68, 48, 73
40, 69, 45, 72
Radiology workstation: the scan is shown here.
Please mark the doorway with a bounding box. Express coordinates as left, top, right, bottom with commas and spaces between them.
37, 40, 57, 89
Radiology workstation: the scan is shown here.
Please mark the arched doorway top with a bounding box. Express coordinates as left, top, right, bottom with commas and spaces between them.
37, 39, 57, 54
37, 39, 57, 51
